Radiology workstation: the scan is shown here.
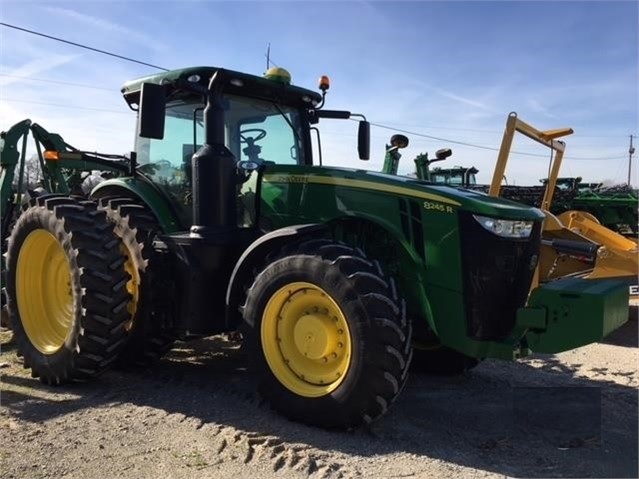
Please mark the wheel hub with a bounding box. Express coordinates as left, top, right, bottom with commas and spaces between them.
261, 282, 352, 397
293, 313, 336, 360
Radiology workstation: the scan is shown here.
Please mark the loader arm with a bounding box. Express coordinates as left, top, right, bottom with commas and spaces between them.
1, 119, 33, 219
558, 210, 639, 282
1, 119, 132, 252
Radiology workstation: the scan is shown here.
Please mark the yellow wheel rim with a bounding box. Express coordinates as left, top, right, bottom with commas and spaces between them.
261, 282, 352, 398
15, 229, 74, 354
122, 245, 139, 331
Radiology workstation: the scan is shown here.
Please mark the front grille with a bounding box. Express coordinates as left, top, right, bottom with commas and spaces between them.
459, 212, 541, 340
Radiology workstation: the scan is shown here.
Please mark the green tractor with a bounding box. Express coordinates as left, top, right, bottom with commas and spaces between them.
2, 66, 629, 429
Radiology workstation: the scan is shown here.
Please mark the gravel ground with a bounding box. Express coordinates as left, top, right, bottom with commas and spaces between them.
1, 313, 637, 479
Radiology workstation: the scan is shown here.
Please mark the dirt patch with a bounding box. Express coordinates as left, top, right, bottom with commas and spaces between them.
1, 321, 637, 479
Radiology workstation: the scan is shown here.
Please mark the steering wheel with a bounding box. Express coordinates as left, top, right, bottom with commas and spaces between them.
155, 159, 173, 168
240, 128, 267, 144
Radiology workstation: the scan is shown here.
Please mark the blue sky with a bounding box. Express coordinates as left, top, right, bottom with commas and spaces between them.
1, 1, 637, 186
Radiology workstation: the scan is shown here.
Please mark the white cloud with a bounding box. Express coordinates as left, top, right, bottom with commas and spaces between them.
0, 54, 80, 87
526, 98, 558, 119
43, 6, 167, 52
430, 86, 497, 112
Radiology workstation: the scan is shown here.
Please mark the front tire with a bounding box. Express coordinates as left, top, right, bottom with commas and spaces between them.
242, 239, 412, 429
5, 195, 131, 384
410, 345, 480, 375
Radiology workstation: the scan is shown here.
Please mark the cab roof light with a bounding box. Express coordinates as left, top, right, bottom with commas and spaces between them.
318, 75, 330, 92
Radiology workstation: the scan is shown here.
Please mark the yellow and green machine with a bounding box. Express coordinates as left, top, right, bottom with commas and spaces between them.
0, 67, 630, 429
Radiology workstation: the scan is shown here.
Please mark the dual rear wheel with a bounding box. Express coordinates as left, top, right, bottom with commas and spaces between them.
5, 194, 173, 384
5, 196, 132, 384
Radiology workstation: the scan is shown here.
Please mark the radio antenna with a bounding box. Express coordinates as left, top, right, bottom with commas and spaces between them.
266, 43, 271, 69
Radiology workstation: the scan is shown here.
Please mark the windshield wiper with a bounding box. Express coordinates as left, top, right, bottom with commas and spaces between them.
272, 103, 302, 145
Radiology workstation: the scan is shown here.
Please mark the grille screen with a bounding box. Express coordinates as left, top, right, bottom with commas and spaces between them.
459, 212, 541, 340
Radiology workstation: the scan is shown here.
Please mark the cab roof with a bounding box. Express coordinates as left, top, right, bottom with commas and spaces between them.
121, 66, 323, 109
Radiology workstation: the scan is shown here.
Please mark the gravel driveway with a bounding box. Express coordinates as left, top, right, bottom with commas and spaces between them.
1, 314, 637, 479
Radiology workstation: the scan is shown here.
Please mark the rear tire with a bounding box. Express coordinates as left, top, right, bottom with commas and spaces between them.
5, 195, 131, 384
242, 239, 412, 429
97, 197, 174, 366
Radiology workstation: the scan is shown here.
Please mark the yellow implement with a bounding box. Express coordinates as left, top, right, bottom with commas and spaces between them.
490, 113, 638, 294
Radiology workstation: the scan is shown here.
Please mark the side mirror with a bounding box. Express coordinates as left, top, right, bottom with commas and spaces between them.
358, 120, 370, 160
390, 134, 409, 149
435, 148, 452, 161
138, 83, 166, 139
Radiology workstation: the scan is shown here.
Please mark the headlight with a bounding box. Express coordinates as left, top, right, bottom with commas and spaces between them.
473, 215, 534, 238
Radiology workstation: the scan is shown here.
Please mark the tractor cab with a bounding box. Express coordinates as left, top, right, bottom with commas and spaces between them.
121, 66, 369, 229
429, 165, 479, 187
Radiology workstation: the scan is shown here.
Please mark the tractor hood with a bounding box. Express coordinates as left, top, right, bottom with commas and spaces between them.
272, 166, 546, 221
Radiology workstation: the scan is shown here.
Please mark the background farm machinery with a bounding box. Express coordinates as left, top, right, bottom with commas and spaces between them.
1, 119, 131, 244
386, 142, 638, 237
382, 113, 638, 294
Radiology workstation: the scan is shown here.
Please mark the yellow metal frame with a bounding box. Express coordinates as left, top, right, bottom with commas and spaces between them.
489, 112, 637, 292
490, 112, 573, 211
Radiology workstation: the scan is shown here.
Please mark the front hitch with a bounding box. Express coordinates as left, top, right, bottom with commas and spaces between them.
517, 277, 629, 354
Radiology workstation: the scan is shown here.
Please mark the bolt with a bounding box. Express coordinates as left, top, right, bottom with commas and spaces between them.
338, 329, 343, 335
323, 357, 328, 363
332, 316, 338, 322
337, 342, 343, 348
332, 352, 337, 359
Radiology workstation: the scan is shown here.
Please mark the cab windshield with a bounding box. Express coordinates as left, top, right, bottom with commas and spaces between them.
135, 94, 306, 222
136, 95, 305, 172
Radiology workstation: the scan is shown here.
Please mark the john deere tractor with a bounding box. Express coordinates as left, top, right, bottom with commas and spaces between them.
3, 66, 629, 429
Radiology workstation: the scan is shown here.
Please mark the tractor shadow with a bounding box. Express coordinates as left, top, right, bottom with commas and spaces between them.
600, 315, 638, 348
1, 334, 637, 478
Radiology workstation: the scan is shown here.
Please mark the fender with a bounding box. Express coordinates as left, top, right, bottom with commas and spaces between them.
90, 177, 183, 233
225, 223, 329, 329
